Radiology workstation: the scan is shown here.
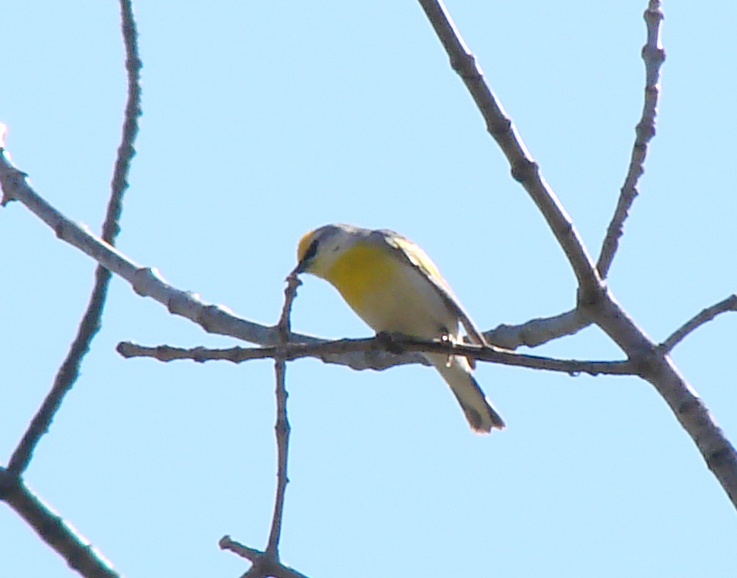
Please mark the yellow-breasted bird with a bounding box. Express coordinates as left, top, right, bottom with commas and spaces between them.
294, 223, 505, 433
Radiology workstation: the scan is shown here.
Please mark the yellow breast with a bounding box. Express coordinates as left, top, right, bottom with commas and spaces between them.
324, 242, 455, 338
327, 244, 395, 311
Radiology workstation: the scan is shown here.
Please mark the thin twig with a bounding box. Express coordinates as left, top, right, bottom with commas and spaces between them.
660, 295, 737, 353
0, 467, 124, 578
266, 273, 301, 557
116, 340, 427, 371
219, 536, 310, 578
117, 336, 635, 377
221, 275, 301, 576
105, 0, 142, 243
6, 0, 143, 476
417, 0, 603, 305
597, 0, 665, 278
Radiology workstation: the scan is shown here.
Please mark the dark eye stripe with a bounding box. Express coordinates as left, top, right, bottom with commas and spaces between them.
303, 240, 319, 262
296, 239, 320, 272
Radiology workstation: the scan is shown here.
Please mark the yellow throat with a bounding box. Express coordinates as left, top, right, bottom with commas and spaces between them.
323, 242, 397, 313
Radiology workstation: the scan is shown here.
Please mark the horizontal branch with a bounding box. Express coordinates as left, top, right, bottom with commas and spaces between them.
117, 335, 635, 377
660, 294, 737, 353
0, 135, 593, 382
485, 307, 591, 349
0, 141, 428, 372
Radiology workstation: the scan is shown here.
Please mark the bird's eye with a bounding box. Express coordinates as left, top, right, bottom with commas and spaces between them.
303, 240, 319, 262
296, 240, 320, 273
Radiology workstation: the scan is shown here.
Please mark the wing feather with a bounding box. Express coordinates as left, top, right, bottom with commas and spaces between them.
372, 230, 488, 346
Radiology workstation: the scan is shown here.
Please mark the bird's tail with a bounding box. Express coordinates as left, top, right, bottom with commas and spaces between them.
427, 354, 505, 433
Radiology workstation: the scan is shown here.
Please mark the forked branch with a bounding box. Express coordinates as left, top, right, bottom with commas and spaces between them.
6, 0, 143, 478
416, 0, 737, 509
219, 536, 310, 578
220, 274, 299, 576
417, 0, 603, 305
0, 467, 123, 578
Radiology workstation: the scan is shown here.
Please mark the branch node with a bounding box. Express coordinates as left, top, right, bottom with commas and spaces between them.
510, 158, 538, 183
708, 447, 736, 470
488, 116, 512, 139
375, 331, 406, 355
0, 165, 26, 207
450, 51, 480, 79
132, 266, 164, 297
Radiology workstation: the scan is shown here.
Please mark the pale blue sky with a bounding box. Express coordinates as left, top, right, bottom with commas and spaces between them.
1, 1, 736, 577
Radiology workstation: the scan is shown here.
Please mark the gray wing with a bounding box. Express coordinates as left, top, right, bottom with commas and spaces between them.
371, 229, 488, 346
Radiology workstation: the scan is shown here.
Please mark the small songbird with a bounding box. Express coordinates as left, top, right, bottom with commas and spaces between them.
294, 224, 505, 433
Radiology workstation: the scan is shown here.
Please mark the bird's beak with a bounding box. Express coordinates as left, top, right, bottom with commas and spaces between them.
293, 239, 319, 275
293, 258, 308, 275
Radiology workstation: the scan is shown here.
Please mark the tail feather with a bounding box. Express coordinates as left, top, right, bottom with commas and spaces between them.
428, 354, 505, 433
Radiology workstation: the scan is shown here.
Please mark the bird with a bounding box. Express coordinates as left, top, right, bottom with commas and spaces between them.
293, 223, 505, 433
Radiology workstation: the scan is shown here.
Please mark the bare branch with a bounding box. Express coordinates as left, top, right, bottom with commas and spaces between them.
216, 276, 303, 576
5, 0, 737, 512
115, 339, 418, 367
416, 0, 603, 305
0, 142, 593, 381
266, 273, 301, 557
6, 0, 143, 477
597, 0, 666, 277
416, 0, 737, 511
484, 308, 591, 349
219, 536, 310, 578
117, 336, 635, 377
0, 148, 289, 340
0, 148, 429, 375
105, 0, 143, 243
0, 467, 123, 578
660, 295, 737, 353
266, 357, 289, 555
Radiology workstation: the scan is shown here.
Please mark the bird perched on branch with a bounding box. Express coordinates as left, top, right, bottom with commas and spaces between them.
294, 223, 505, 433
